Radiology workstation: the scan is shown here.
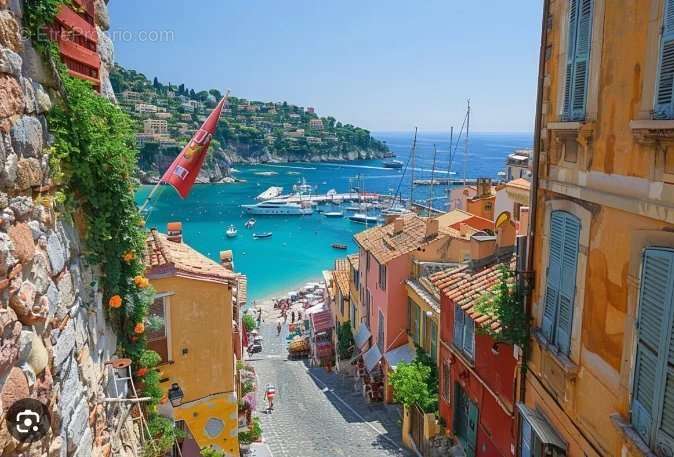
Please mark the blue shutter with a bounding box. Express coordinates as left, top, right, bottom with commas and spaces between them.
520, 419, 533, 457
556, 214, 580, 354
454, 304, 464, 348
655, 0, 674, 118
632, 249, 674, 446
463, 316, 475, 358
542, 212, 564, 340
570, 0, 593, 120
563, 0, 579, 118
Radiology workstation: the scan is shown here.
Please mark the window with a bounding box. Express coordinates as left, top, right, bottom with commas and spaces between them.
562, 0, 593, 121
351, 302, 356, 325
631, 248, 674, 452
541, 211, 580, 355
409, 300, 421, 346
352, 266, 360, 290
453, 304, 475, 359
378, 263, 387, 289
377, 311, 385, 351
366, 252, 371, 271
519, 405, 567, 457
655, 0, 674, 118
442, 361, 451, 402
147, 296, 169, 363
430, 319, 438, 362
339, 292, 344, 316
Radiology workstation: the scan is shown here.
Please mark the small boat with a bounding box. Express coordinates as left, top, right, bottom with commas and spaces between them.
349, 213, 380, 224
323, 211, 343, 218
331, 243, 348, 250
383, 159, 404, 169
244, 218, 256, 228
226, 225, 238, 238
253, 232, 273, 239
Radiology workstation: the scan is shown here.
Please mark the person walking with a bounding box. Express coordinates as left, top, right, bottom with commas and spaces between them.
265, 384, 276, 413
291, 310, 295, 323
276, 321, 282, 336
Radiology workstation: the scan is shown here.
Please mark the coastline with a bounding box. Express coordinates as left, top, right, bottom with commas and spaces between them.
247, 274, 326, 321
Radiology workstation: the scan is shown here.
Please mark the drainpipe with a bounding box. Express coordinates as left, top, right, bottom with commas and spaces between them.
518, 0, 550, 453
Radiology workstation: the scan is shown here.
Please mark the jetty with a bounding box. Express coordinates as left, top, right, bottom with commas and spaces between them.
256, 186, 284, 201
413, 178, 478, 186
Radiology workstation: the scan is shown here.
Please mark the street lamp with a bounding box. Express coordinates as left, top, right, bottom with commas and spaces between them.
168, 383, 184, 407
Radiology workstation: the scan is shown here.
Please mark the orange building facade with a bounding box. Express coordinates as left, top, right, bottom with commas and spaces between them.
524, 1, 674, 456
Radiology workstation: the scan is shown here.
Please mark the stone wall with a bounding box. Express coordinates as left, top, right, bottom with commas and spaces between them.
0, 1, 141, 456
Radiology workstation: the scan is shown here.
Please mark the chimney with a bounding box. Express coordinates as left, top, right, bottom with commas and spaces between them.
393, 217, 404, 234
220, 250, 234, 271
459, 223, 471, 238
166, 222, 182, 243
476, 177, 492, 198
425, 218, 439, 238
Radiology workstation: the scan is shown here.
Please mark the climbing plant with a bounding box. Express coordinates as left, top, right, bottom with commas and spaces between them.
23, 0, 177, 449
336, 321, 354, 359
473, 265, 528, 348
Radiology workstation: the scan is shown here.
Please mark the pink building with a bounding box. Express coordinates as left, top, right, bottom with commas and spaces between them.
354, 212, 493, 402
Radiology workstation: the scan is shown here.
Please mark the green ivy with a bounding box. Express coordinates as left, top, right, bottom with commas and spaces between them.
473, 265, 528, 348
388, 361, 437, 413
336, 321, 354, 359
23, 0, 174, 449
238, 417, 262, 444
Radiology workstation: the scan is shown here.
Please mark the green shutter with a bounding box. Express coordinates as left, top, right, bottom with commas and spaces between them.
542, 212, 565, 339
563, 0, 593, 121
655, 0, 674, 118
454, 304, 464, 348
632, 248, 674, 446
556, 214, 580, 354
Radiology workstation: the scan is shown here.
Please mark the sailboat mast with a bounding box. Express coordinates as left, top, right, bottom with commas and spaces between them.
428, 144, 438, 216
446, 126, 454, 199
409, 127, 418, 208
464, 100, 470, 188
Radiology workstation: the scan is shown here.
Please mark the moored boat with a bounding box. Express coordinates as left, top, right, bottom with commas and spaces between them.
323, 211, 343, 218
241, 200, 313, 215
331, 243, 348, 250
348, 213, 380, 224
383, 159, 403, 169
244, 218, 256, 228
253, 232, 273, 239
226, 225, 238, 238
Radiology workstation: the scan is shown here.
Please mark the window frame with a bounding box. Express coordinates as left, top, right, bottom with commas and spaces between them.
147, 294, 171, 363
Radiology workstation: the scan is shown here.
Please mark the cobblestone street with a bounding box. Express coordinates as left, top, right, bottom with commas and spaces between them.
249, 322, 412, 457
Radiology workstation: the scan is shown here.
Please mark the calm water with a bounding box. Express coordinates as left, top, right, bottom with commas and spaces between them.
136, 132, 532, 301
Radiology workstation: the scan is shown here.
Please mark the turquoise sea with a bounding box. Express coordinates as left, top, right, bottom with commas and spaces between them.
135, 132, 532, 301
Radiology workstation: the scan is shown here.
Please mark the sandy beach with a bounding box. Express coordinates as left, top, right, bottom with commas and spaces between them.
246, 275, 326, 322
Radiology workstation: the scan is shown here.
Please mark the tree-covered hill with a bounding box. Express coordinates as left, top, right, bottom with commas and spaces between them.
110, 65, 389, 182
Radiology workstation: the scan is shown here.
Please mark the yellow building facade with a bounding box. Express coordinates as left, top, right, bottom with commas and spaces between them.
525, 1, 674, 456
145, 227, 242, 456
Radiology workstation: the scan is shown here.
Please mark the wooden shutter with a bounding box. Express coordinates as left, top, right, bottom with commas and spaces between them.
570, 0, 593, 120
463, 316, 475, 358
556, 214, 580, 354
454, 304, 464, 348
542, 212, 564, 340
632, 249, 674, 446
520, 419, 533, 457
656, 0, 674, 118
563, 0, 579, 117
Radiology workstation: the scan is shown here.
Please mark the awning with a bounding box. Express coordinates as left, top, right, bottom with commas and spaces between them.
384, 344, 416, 370
518, 403, 567, 450
363, 345, 383, 373
310, 309, 334, 334
353, 325, 372, 349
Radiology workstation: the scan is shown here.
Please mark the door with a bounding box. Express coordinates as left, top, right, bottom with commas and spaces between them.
454, 384, 478, 457
410, 404, 426, 455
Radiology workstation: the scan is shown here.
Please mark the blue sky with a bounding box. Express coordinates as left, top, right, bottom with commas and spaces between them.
108, 1, 542, 132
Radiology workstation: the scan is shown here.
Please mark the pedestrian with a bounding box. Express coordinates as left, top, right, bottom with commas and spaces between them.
276, 321, 282, 336
265, 384, 276, 413
291, 310, 295, 323
298, 311, 302, 321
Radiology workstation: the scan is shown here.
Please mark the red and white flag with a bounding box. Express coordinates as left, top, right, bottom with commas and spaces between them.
161, 96, 227, 198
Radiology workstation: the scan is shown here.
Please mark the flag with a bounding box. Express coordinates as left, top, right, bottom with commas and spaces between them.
161, 96, 227, 198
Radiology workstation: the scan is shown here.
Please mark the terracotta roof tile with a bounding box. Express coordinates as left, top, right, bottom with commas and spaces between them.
237, 275, 248, 306
429, 256, 516, 330
144, 230, 236, 284
347, 254, 359, 270
506, 178, 531, 191
334, 258, 350, 272
333, 270, 350, 297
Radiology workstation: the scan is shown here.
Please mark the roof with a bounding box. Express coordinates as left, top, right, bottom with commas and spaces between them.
347, 254, 359, 270
145, 230, 236, 284
335, 257, 350, 272
354, 214, 438, 264
237, 275, 248, 306
333, 270, 350, 298
506, 178, 531, 191
406, 278, 440, 313
430, 256, 516, 331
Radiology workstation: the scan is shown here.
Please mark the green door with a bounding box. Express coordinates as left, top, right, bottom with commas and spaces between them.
454, 384, 478, 457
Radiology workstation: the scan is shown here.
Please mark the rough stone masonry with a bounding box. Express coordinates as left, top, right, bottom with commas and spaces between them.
0, 1, 142, 456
